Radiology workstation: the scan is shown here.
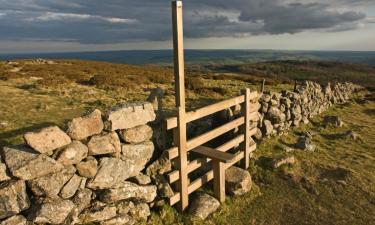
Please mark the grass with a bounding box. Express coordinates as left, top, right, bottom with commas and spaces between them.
1, 59, 374, 225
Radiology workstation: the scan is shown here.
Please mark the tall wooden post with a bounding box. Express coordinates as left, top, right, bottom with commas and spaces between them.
172, 0, 188, 212
261, 79, 266, 93
241, 88, 251, 169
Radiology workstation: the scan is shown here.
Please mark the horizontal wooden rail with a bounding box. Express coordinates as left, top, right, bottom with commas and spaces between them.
168, 133, 257, 183
169, 151, 246, 206
167, 116, 244, 159
166, 92, 259, 130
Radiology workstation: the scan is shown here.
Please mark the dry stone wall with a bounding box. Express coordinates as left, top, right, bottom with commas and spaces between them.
0, 81, 358, 224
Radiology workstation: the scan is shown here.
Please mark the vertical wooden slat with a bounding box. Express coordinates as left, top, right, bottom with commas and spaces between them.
213, 160, 226, 202
172, 0, 185, 109
172, 1, 188, 212
241, 88, 251, 169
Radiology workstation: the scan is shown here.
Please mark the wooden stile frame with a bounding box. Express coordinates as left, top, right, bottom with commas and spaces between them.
169, 0, 259, 211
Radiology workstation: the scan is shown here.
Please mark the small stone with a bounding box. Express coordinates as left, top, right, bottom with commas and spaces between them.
79, 204, 117, 223
88, 132, 121, 156
145, 154, 172, 177
344, 130, 359, 140
56, 141, 88, 166
154, 175, 174, 198
24, 126, 71, 154
87, 158, 136, 190
119, 125, 153, 144
225, 166, 252, 196
28, 165, 76, 197
296, 136, 316, 152
129, 203, 150, 220
189, 193, 220, 220
100, 181, 157, 203
121, 141, 154, 176
105, 102, 156, 131
2, 146, 63, 180
262, 120, 274, 136
323, 115, 344, 127
0, 215, 27, 225
99, 215, 134, 225
282, 145, 295, 153
67, 109, 104, 140
32, 198, 75, 224
0, 180, 30, 220
273, 156, 296, 168
0, 159, 10, 182
76, 156, 98, 178
130, 173, 151, 185
60, 174, 83, 199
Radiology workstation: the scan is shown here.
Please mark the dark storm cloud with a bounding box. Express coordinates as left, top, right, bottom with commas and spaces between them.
0, 0, 370, 44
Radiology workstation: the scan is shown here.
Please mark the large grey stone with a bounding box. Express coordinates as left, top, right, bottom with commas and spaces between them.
60, 174, 83, 199
100, 181, 157, 203
119, 125, 153, 144
105, 102, 156, 131
2, 146, 63, 180
76, 156, 98, 178
0, 180, 29, 220
67, 109, 104, 140
87, 158, 135, 190
28, 165, 76, 197
121, 141, 154, 175
32, 198, 75, 224
56, 141, 88, 166
24, 126, 71, 154
88, 132, 121, 157
189, 193, 220, 220
0, 215, 27, 225
225, 166, 252, 196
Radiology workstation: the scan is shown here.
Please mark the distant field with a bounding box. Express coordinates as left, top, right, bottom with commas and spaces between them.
1, 49, 375, 66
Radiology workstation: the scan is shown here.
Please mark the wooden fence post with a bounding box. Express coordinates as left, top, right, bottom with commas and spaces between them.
172, 0, 188, 212
241, 88, 251, 169
261, 79, 266, 93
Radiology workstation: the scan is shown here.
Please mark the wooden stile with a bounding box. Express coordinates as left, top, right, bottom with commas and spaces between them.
241, 88, 251, 169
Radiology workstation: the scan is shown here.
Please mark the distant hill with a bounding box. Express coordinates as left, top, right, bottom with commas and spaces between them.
0, 50, 375, 66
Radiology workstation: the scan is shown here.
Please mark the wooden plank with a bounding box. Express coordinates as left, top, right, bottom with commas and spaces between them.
166, 95, 244, 130
213, 160, 226, 202
169, 151, 245, 206
167, 116, 245, 159
166, 92, 259, 130
241, 88, 251, 169
167, 134, 245, 183
191, 146, 235, 163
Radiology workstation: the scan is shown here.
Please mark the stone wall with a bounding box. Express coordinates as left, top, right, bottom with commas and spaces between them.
0, 81, 358, 224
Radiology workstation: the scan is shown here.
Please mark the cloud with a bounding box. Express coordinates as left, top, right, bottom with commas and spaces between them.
0, 0, 371, 44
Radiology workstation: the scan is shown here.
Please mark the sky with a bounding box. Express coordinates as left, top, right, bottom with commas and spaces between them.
0, 0, 374, 53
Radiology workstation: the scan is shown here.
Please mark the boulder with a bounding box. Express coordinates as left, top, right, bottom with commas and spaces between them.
0, 215, 27, 225
76, 156, 98, 178
189, 193, 220, 220
225, 166, 252, 196
87, 158, 136, 190
2, 146, 63, 180
79, 203, 117, 223
56, 141, 88, 166
0, 180, 29, 220
24, 126, 71, 154
60, 174, 83, 199
273, 156, 296, 168
121, 141, 154, 175
100, 181, 157, 203
32, 198, 75, 224
88, 132, 121, 157
105, 102, 156, 131
119, 125, 153, 144
67, 109, 104, 140
28, 165, 76, 197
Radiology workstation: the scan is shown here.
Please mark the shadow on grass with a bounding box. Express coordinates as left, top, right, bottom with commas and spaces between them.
363, 108, 375, 116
